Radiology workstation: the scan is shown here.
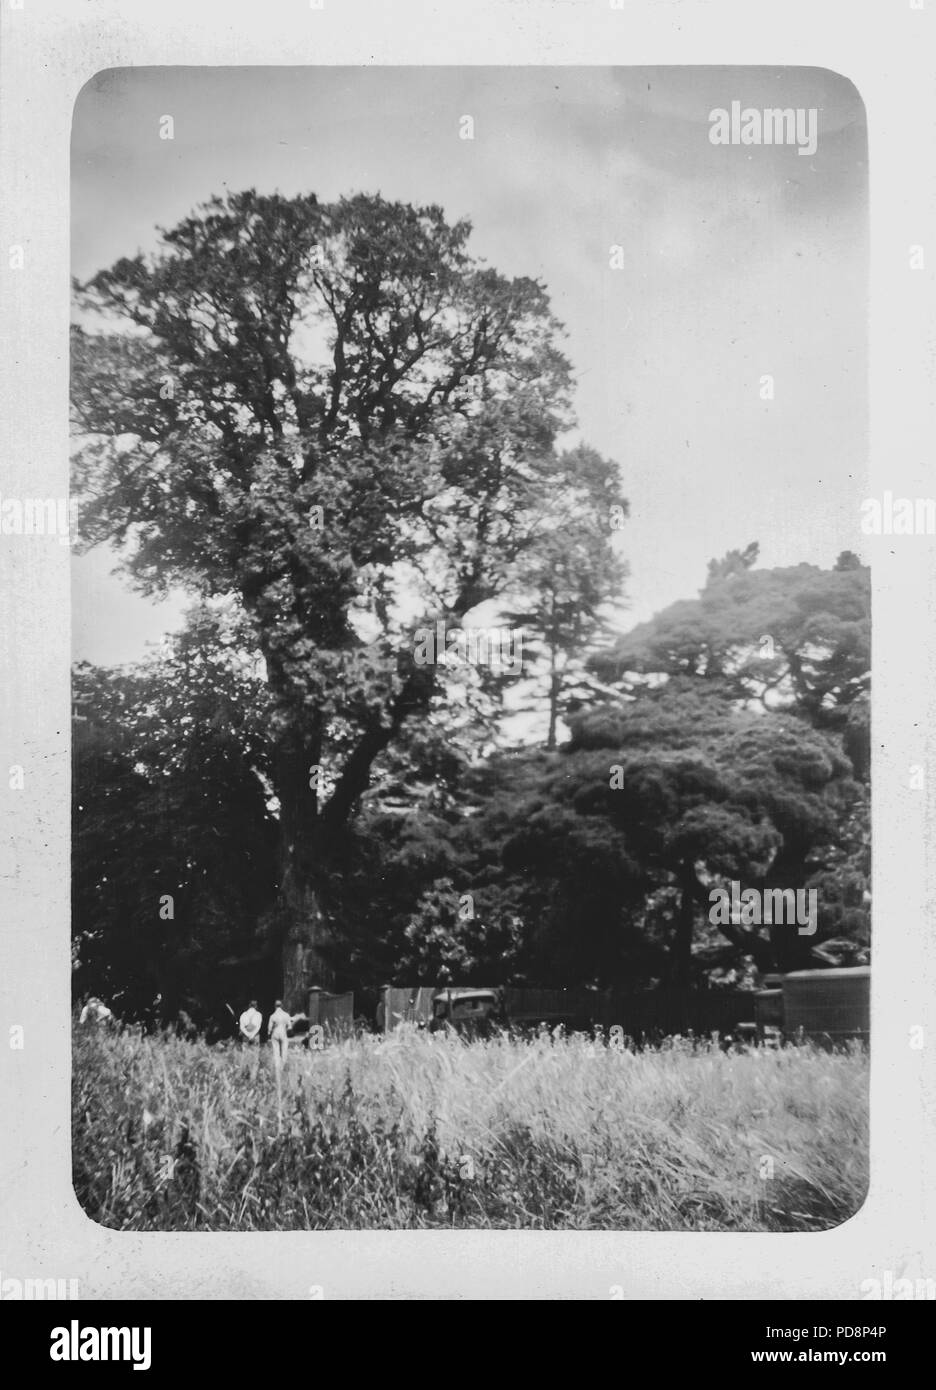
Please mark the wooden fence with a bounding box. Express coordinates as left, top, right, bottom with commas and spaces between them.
306, 988, 355, 1034
380, 986, 437, 1031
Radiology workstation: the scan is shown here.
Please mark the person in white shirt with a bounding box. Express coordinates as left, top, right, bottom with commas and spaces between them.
79, 997, 114, 1027
239, 1000, 262, 1045
267, 1000, 294, 1067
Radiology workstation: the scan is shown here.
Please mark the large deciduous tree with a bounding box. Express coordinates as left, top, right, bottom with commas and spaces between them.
71, 190, 625, 1005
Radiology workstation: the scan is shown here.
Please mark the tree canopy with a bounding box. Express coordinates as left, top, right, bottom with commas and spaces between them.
71, 189, 869, 1016
71, 189, 626, 1003
595, 546, 870, 731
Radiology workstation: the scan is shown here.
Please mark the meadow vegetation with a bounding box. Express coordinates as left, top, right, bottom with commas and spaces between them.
73, 1024, 868, 1233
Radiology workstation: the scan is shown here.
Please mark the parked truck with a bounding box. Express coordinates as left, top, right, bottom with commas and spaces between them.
753, 966, 870, 1045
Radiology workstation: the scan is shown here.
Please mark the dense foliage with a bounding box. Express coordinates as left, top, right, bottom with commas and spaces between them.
71, 189, 870, 1016
72, 189, 624, 1005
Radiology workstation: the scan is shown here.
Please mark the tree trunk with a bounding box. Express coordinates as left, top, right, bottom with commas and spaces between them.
671, 863, 696, 989
546, 667, 561, 752
266, 644, 437, 1008
545, 597, 560, 752
270, 720, 333, 1010
764, 844, 814, 973
278, 855, 332, 1012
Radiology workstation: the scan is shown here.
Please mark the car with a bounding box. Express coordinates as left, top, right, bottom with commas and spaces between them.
429, 988, 505, 1036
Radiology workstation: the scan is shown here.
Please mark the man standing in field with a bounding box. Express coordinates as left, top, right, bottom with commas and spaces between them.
79, 996, 114, 1028
267, 999, 293, 1069
239, 999, 262, 1046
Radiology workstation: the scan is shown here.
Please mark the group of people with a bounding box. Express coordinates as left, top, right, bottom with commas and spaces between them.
78, 993, 303, 1059
238, 999, 297, 1065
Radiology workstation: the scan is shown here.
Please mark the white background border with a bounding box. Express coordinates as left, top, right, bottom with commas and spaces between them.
0, 0, 933, 1300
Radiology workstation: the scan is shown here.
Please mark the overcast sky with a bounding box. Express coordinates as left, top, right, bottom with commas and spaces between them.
71, 65, 868, 667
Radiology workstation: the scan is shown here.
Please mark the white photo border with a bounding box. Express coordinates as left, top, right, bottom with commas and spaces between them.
0, 0, 933, 1300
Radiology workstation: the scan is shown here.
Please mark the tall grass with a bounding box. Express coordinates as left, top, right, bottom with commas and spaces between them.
73, 1024, 868, 1231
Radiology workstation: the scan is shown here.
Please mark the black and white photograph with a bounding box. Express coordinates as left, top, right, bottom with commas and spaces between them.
67, 64, 873, 1235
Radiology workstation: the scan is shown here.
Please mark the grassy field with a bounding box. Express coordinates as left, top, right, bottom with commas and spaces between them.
73, 1024, 868, 1231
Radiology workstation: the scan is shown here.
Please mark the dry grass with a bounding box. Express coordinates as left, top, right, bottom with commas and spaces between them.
73, 1023, 868, 1231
